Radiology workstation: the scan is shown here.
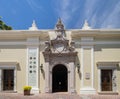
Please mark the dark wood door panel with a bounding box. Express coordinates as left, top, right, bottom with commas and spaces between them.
101, 70, 112, 91
3, 69, 14, 91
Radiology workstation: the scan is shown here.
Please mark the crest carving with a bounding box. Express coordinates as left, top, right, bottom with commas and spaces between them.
53, 41, 66, 53
43, 18, 77, 62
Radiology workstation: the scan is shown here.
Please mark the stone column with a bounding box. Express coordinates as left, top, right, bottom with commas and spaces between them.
69, 62, 76, 94
45, 62, 50, 93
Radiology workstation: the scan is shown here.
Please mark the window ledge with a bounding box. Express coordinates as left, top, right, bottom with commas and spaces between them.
98, 91, 118, 95
0, 91, 17, 93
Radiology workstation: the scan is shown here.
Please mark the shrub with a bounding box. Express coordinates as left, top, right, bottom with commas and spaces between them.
23, 86, 32, 91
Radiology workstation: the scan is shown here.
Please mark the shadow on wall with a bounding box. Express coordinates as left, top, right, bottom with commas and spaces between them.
41, 69, 45, 79
117, 64, 120, 71
76, 55, 81, 79
94, 44, 120, 51
17, 63, 21, 71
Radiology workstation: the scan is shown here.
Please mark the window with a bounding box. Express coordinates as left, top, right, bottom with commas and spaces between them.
97, 62, 118, 92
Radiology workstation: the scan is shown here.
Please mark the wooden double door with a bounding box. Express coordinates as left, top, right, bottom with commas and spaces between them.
2, 69, 14, 91
101, 70, 112, 91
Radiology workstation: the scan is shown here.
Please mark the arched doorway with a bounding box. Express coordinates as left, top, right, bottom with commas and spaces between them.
52, 64, 68, 92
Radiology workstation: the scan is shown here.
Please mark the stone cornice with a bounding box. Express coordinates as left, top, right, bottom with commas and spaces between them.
0, 62, 19, 66
74, 41, 120, 46
0, 40, 120, 46
0, 29, 120, 40
97, 62, 119, 67
71, 29, 120, 39
0, 30, 49, 40
97, 62, 119, 70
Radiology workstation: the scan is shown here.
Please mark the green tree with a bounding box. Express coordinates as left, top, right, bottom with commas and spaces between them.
0, 17, 12, 30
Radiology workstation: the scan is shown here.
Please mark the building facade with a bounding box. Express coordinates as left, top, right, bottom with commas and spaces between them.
0, 19, 120, 94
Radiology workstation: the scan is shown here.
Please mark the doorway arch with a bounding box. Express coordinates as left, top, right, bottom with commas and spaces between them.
52, 64, 68, 92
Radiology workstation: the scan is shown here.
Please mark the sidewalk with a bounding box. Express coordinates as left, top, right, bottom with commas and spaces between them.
0, 92, 120, 99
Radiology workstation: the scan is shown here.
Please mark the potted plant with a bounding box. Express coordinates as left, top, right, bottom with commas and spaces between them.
23, 86, 32, 95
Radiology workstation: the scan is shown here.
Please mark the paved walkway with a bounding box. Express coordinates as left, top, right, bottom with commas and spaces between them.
0, 92, 120, 99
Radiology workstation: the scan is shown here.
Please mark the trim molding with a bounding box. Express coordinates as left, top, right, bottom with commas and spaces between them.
0, 41, 120, 46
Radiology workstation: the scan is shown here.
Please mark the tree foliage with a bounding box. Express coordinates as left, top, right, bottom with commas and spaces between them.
0, 17, 12, 30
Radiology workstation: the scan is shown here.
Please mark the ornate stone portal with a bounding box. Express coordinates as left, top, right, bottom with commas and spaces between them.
43, 18, 77, 94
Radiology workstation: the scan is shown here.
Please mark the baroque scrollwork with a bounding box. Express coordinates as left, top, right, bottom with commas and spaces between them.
43, 18, 77, 63
44, 41, 51, 52
69, 41, 75, 52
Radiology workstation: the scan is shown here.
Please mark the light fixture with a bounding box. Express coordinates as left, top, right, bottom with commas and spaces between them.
77, 64, 80, 73
40, 64, 43, 72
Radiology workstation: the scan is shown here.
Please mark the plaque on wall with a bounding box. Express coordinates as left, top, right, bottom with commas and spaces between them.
85, 73, 90, 79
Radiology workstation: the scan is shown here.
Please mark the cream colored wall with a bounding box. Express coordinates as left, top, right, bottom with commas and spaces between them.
83, 49, 92, 87
39, 50, 45, 93
66, 31, 82, 94
48, 31, 56, 40
0, 46, 27, 93
94, 45, 120, 92
75, 48, 81, 94
1, 32, 120, 94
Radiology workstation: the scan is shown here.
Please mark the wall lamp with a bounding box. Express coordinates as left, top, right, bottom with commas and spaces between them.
40, 64, 43, 72
77, 64, 80, 73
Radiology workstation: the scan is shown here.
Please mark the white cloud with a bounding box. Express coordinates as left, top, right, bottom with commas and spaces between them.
75, 0, 100, 28
26, 0, 120, 29
54, 0, 79, 28
100, 1, 120, 28
26, 0, 43, 12
84, 0, 99, 18
58, 0, 72, 26
76, 0, 120, 29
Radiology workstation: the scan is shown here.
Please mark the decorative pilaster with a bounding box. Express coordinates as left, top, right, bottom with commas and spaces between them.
26, 38, 39, 94
0, 70, 1, 91
45, 62, 51, 93
69, 62, 76, 94
80, 37, 96, 94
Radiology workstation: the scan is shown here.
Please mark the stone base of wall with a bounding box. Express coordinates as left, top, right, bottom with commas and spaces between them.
80, 87, 96, 94
31, 88, 39, 94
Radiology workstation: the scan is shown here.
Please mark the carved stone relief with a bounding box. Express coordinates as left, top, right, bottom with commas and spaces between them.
43, 18, 77, 94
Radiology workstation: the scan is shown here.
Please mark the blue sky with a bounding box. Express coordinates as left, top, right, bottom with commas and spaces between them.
0, 0, 120, 30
